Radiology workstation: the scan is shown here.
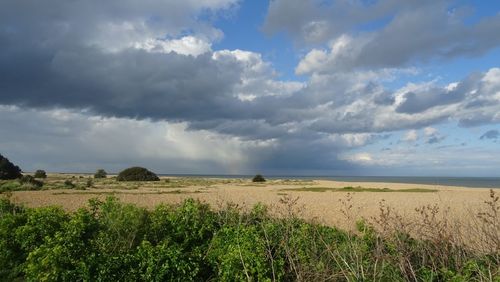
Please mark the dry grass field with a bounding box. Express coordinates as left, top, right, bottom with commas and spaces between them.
3, 174, 495, 232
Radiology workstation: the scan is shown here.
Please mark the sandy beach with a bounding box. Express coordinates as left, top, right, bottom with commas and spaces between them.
6, 177, 495, 231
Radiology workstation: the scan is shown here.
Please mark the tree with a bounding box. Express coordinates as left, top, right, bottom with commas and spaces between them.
0, 154, 22, 180
94, 169, 107, 179
34, 170, 47, 179
116, 167, 160, 182
252, 174, 266, 183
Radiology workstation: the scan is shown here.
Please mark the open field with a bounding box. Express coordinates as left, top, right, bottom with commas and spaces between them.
2, 174, 495, 231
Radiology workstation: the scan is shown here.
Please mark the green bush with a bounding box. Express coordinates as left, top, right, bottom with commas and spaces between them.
116, 167, 159, 181
0, 198, 27, 280
18, 175, 43, 190
0, 154, 22, 180
15, 206, 69, 253
0, 180, 22, 192
33, 170, 47, 178
24, 208, 99, 281
135, 240, 200, 281
252, 174, 266, 182
64, 179, 75, 188
0, 197, 497, 281
94, 169, 107, 179
208, 225, 277, 281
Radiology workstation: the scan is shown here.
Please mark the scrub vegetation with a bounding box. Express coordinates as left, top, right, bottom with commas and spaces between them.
0, 191, 498, 281
0, 174, 314, 193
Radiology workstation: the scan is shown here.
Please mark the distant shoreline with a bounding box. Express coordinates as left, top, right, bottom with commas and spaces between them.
35, 172, 500, 189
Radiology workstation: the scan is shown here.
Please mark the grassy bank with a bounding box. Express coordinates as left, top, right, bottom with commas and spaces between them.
0, 191, 498, 281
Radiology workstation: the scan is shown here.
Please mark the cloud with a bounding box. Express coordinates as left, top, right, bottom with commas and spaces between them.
480, 130, 499, 140
424, 127, 438, 136
341, 152, 374, 165
4, 49, 499, 138
395, 88, 465, 114
264, 0, 434, 45
0, 105, 267, 174
402, 130, 418, 142
286, 1, 500, 72
134, 36, 212, 56
0, 0, 238, 52
351, 144, 500, 176
427, 135, 446, 144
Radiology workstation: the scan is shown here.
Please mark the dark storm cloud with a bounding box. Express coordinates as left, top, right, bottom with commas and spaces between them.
255, 134, 358, 172
396, 89, 465, 114
0, 45, 246, 121
480, 130, 499, 140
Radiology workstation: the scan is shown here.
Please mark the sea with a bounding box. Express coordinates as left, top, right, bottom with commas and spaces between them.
159, 174, 500, 189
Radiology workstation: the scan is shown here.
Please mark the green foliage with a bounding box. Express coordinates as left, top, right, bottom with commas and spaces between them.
94, 169, 107, 179
94, 197, 148, 255
18, 175, 43, 190
34, 169, 47, 178
15, 206, 69, 252
24, 209, 99, 281
64, 179, 75, 188
0, 154, 22, 180
0, 198, 27, 280
0, 180, 22, 192
135, 240, 200, 281
0, 197, 497, 281
252, 174, 266, 182
208, 225, 274, 281
116, 167, 160, 181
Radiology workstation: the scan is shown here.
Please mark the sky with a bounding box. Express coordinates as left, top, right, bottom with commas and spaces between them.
1, 0, 500, 176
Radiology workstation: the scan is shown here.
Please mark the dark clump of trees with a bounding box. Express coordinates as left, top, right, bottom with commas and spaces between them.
116, 167, 159, 181
94, 169, 107, 179
0, 154, 22, 180
252, 174, 266, 182
34, 170, 47, 178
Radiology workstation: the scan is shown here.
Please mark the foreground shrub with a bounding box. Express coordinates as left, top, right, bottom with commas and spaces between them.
0, 154, 22, 180
116, 167, 159, 181
0, 197, 27, 280
94, 169, 107, 179
33, 170, 47, 178
252, 174, 266, 182
208, 225, 278, 281
24, 208, 99, 281
0, 195, 497, 281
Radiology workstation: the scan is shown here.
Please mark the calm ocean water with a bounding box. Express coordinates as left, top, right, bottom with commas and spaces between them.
160, 174, 500, 189
314, 176, 500, 189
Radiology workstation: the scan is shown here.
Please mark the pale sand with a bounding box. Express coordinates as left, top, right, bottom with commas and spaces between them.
6, 179, 495, 231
